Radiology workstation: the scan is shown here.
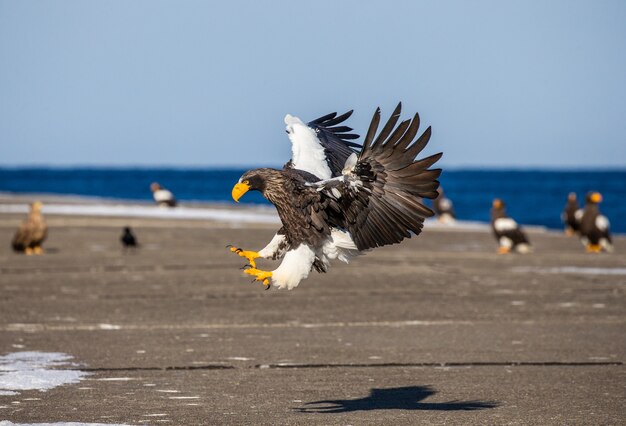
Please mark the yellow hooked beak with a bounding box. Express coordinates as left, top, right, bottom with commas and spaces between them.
590, 192, 603, 203
232, 182, 250, 202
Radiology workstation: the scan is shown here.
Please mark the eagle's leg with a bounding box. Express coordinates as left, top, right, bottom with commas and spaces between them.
244, 267, 272, 288
497, 246, 511, 254
24, 247, 34, 255
229, 246, 260, 268
33, 246, 43, 255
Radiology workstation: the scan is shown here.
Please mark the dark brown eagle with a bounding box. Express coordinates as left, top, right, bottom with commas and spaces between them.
229, 103, 441, 289
579, 191, 613, 253
490, 199, 531, 254
561, 192, 581, 236
12, 201, 48, 255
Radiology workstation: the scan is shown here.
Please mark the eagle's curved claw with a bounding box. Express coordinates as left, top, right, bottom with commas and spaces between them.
244, 267, 272, 289
229, 246, 260, 268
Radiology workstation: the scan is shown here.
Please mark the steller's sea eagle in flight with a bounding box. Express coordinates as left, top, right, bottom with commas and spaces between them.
229, 103, 441, 289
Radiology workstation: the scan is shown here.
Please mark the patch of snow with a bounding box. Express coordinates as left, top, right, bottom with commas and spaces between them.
0, 352, 89, 395
0, 422, 132, 426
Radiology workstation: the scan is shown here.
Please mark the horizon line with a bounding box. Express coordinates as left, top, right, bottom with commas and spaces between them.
0, 164, 625, 172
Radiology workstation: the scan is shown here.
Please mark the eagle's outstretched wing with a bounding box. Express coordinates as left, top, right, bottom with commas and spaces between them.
307, 110, 361, 175
284, 110, 361, 179
319, 103, 441, 251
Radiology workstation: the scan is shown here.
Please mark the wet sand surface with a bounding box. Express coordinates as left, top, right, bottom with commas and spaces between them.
0, 210, 624, 425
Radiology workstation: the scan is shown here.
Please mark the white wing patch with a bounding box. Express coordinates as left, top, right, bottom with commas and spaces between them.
595, 215, 610, 231
574, 209, 583, 221
285, 114, 332, 180
494, 218, 518, 232
321, 228, 360, 264
270, 244, 316, 290
153, 189, 173, 203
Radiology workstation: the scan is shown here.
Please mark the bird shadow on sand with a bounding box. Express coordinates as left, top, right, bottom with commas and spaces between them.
296, 385, 498, 413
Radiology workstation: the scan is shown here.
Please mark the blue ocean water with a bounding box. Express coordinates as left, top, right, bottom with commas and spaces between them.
1, 168, 625, 233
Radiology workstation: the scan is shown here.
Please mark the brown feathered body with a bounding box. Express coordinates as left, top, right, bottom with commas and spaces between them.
12, 203, 47, 252
562, 194, 580, 234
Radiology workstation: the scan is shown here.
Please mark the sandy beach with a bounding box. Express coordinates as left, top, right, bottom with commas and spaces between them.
0, 197, 624, 425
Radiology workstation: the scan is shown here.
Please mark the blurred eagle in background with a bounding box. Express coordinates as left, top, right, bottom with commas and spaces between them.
150, 182, 177, 207
229, 103, 442, 289
12, 201, 48, 255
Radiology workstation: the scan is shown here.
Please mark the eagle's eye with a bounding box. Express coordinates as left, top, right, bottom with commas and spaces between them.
243, 180, 250, 185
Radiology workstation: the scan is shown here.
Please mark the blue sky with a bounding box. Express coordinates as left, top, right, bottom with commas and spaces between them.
1, 1, 625, 168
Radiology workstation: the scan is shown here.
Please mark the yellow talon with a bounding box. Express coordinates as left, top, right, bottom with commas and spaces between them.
244, 268, 273, 288
24, 247, 34, 255
33, 246, 43, 255
229, 247, 260, 267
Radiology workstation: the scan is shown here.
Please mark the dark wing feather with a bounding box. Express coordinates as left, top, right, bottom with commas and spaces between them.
323, 103, 442, 251
308, 110, 362, 177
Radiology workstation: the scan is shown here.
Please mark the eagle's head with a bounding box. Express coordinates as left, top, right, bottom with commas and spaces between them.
492, 198, 505, 210
232, 169, 271, 202
586, 191, 602, 204
30, 201, 43, 212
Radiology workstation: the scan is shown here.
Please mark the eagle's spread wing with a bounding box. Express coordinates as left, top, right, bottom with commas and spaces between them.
284, 110, 361, 179
307, 110, 361, 176
318, 103, 441, 251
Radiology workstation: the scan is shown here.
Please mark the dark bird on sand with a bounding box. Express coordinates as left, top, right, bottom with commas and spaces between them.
12, 201, 47, 255
561, 192, 581, 236
433, 187, 456, 224
150, 182, 177, 207
579, 192, 613, 253
490, 199, 531, 254
229, 103, 441, 289
120, 226, 138, 248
